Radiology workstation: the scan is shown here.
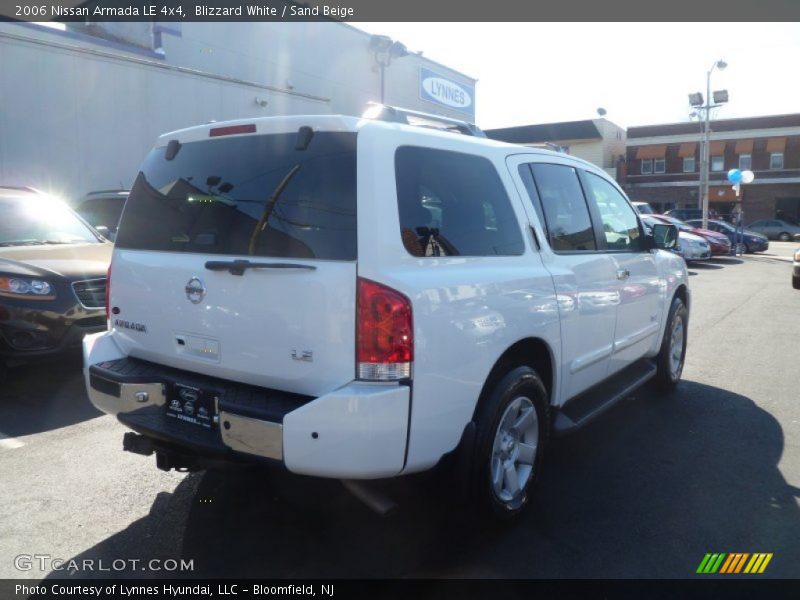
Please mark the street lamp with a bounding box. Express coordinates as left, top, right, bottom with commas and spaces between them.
369, 34, 409, 104
689, 59, 728, 229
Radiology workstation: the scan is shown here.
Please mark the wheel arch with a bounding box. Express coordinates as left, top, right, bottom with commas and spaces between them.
674, 283, 688, 311
471, 337, 555, 423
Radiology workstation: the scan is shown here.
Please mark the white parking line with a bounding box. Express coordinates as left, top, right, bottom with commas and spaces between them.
0, 431, 25, 450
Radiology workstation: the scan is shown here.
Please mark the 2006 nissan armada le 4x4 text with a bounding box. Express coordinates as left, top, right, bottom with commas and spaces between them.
84, 106, 688, 519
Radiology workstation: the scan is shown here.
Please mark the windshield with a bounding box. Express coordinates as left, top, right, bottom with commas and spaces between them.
116, 132, 357, 260
0, 196, 100, 246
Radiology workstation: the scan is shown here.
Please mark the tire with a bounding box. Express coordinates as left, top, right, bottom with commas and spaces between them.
653, 296, 688, 392
778, 232, 791, 242
470, 366, 549, 520
793, 276, 800, 290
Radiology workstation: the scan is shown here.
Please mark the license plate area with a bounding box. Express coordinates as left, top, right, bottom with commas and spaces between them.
165, 383, 218, 429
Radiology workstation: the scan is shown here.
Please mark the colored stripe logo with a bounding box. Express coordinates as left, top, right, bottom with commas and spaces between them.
697, 553, 773, 574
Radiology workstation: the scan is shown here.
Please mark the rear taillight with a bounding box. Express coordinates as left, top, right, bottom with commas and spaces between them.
105, 263, 112, 321
357, 278, 413, 381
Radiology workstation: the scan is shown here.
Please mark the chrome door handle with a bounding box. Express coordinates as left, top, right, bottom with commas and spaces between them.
616, 269, 630, 280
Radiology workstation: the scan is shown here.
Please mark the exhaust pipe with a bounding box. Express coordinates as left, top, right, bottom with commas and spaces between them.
341, 480, 398, 517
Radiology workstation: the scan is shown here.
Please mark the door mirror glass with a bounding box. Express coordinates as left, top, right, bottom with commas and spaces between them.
650, 223, 678, 250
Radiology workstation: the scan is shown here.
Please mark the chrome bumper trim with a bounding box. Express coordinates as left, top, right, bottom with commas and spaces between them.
219, 411, 283, 460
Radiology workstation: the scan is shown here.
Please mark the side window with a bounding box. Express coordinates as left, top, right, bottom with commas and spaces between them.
395, 147, 524, 257
529, 163, 596, 252
582, 172, 644, 251
517, 164, 547, 235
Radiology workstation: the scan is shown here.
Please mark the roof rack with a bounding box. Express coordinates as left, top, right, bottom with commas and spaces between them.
363, 103, 486, 138
0, 185, 43, 195
527, 142, 570, 154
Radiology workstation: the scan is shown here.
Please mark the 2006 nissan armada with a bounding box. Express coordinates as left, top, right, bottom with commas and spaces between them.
84, 106, 688, 519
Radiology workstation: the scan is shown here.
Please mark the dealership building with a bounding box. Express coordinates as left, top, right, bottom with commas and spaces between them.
0, 21, 476, 199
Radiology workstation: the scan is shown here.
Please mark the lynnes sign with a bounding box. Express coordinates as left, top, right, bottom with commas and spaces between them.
419, 67, 474, 116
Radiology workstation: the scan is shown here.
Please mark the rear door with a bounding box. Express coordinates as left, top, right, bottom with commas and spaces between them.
511, 158, 619, 402
111, 130, 358, 397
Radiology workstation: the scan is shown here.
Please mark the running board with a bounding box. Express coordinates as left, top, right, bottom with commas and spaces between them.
553, 359, 657, 435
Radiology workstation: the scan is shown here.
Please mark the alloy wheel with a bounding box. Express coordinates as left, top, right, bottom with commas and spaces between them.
490, 396, 539, 509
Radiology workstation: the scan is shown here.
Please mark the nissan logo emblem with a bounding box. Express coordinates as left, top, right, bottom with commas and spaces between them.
185, 277, 206, 304
179, 388, 199, 403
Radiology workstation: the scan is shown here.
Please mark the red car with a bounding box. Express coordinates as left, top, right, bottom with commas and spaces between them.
650, 214, 732, 256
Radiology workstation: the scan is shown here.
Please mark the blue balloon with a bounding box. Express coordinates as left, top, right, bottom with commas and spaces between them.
727, 168, 743, 183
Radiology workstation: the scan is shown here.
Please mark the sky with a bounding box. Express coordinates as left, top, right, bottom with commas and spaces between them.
357, 23, 800, 130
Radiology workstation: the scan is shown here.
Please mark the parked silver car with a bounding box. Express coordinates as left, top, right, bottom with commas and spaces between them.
747, 219, 800, 241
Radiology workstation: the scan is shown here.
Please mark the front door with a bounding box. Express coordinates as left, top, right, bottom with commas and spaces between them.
579, 171, 662, 375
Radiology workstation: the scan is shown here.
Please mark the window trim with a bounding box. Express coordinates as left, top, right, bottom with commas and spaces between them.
653, 157, 666, 174
770, 152, 784, 170
710, 155, 725, 172
682, 156, 695, 173
641, 159, 653, 175
738, 153, 752, 171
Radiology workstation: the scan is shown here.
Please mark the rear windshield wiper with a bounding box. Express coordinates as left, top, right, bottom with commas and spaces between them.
205, 259, 316, 276
248, 164, 302, 255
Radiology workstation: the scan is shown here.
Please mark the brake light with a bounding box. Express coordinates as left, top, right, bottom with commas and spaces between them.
105, 263, 112, 322
209, 124, 256, 137
357, 278, 413, 381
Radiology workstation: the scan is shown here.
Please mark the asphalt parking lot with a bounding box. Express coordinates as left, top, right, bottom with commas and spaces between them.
1, 242, 798, 580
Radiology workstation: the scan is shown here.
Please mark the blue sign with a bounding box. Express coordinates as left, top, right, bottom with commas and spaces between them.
419, 67, 475, 117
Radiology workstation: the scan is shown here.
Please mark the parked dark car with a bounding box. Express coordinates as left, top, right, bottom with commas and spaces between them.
73, 190, 128, 241
747, 219, 800, 241
664, 208, 726, 222
686, 218, 769, 254
651, 214, 732, 256
0, 187, 112, 379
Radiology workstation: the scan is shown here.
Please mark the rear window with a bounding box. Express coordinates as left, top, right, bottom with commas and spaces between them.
116, 131, 357, 260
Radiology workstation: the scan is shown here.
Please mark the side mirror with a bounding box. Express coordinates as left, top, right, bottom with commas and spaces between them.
649, 223, 678, 250
95, 225, 110, 239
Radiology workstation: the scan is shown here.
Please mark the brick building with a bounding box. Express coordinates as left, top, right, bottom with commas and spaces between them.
621, 114, 800, 223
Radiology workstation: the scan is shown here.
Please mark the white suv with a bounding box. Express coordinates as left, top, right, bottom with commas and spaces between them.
83, 107, 689, 519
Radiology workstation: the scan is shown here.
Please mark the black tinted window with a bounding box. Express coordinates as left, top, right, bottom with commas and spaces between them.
395, 147, 524, 257
76, 198, 125, 230
530, 164, 596, 251
116, 132, 357, 260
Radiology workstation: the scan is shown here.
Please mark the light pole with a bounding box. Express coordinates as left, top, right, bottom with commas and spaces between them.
689, 59, 728, 229
369, 35, 409, 104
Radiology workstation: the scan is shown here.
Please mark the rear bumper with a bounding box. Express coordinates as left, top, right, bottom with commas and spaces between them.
83, 332, 410, 479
